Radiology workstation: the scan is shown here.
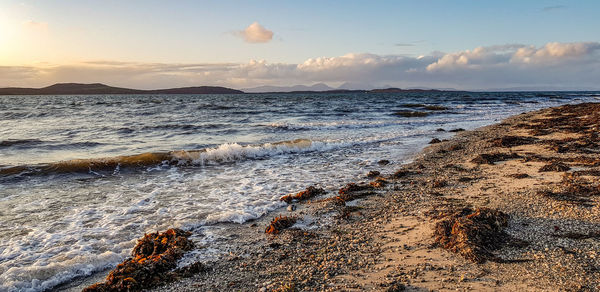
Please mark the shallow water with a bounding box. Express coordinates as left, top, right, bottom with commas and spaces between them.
0, 91, 597, 291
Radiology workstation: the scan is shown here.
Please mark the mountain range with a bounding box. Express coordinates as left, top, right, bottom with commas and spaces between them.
0, 83, 455, 95
0, 83, 243, 95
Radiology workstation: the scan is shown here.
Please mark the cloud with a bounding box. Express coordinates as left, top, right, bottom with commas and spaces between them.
235, 22, 273, 43
2, 42, 599, 90
542, 5, 567, 12
395, 43, 415, 47
22, 20, 48, 31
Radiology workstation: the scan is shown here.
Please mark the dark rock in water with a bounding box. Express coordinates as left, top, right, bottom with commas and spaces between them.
377, 159, 390, 165
393, 110, 429, 118
539, 162, 571, 172
471, 153, 521, 165
436, 128, 446, 132
83, 228, 197, 292
433, 208, 509, 263
449, 128, 465, 132
429, 138, 441, 144
265, 216, 296, 234
280, 186, 326, 203
367, 170, 381, 178
424, 105, 448, 111
400, 103, 426, 108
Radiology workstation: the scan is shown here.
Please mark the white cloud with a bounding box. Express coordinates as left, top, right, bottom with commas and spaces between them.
236, 22, 273, 43
2, 42, 599, 90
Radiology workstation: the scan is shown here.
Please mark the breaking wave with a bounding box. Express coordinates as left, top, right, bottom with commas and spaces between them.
0, 139, 346, 177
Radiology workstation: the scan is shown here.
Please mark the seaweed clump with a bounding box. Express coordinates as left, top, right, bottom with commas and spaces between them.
369, 177, 388, 188
434, 208, 509, 263
491, 136, 537, 148
83, 228, 197, 292
471, 153, 521, 165
265, 216, 297, 234
538, 162, 571, 172
280, 186, 326, 203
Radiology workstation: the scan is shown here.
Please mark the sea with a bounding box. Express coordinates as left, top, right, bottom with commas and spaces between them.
0, 91, 599, 291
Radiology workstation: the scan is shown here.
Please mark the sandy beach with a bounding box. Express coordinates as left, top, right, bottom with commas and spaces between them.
82, 102, 600, 291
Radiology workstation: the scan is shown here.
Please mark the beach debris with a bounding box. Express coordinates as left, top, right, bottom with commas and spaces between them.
449, 128, 465, 132
393, 110, 429, 118
367, 170, 381, 178
572, 169, 600, 176
391, 170, 411, 179
538, 162, 571, 172
432, 179, 447, 188
429, 138, 441, 144
273, 282, 297, 292
385, 281, 406, 292
280, 186, 326, 203
448, 144, 463, 151
516, 103, 600, 137
509, 173, 530, 179
326, 183, 376, 202
470, 152, 521, 165
491, 136, 537, 148
337, 206, 364, 220
538, 190, 594, 206
287, 205, 297, 212
339, 183, 373, 196
434, 207, 509, 263
538, 176, 599, 206
552, 231, 600, 240
378, 159, 391, 165
370, 177, 388, 188
265, 216, 297, 234
83, 228, 197, 292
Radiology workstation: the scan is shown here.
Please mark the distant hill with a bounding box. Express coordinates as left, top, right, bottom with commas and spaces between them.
243, 83, 459, 94
0, 83, 243, 95
370, 87, 445, 93
243, 83, 335, 93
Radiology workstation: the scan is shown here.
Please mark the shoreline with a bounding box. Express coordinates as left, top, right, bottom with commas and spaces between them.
83, 102, 600, 291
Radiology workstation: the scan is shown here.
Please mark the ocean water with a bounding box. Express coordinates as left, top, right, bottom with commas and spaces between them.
0, 91, 598, 291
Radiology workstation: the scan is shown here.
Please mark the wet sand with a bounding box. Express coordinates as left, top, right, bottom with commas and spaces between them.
90, 103, 600, 291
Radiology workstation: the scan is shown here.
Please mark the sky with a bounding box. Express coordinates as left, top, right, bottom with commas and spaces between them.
0, 0, 599, 90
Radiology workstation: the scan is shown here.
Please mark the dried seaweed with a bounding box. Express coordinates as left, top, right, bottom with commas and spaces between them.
434, 208, 509, 263
83, 228, 197, 292
280, 186, 326, 203
265, 216, 297, 234
491, 136, 537, 148
538, 162, 571, 172
471, 153, 521, 165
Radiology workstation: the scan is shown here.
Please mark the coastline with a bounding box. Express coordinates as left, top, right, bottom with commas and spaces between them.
87, 103, 599, 291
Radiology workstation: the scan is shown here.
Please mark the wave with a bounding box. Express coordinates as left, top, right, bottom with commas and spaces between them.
0, 139, 45, 148
266, 119, 414, 131
0, 139, 344, 177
